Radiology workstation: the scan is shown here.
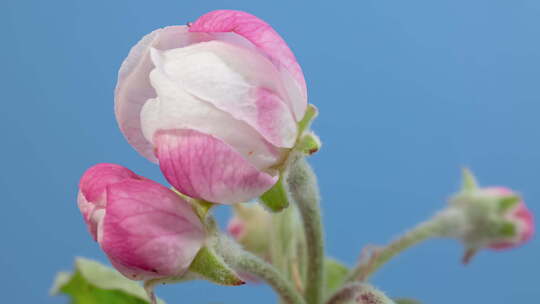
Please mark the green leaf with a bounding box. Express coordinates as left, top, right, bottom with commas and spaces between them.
260, 174, 289, 212
324, 258, 349, 298
51, 258, 163, 304
394, 298, 422, 304
189, 246, 245, 286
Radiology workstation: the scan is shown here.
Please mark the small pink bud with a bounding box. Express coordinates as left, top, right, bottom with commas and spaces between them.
450, 172, 535, 263
226, 203, 272, 258
115, 10, 312, 204
227, 217, 247, 240
481, 187, 534, 250
77, 163, 205, 280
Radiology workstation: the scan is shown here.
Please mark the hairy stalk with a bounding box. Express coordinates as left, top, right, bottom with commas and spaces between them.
343, 210, 460, 284
287, 157, 324, 304
326, 283, 364, 304
215, 235, 306, 304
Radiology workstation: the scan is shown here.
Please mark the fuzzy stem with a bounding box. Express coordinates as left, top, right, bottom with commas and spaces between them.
287, 157, 324, 304
215, 235, 306, 304
344, 211, 456, 283
326, 283, 364, 304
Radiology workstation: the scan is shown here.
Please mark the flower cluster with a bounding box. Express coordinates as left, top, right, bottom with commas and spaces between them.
78, 9, 310, 282
72, 9, 535, 304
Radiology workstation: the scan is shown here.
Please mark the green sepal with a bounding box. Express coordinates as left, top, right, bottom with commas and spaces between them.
498, 195, 521, 213
260, 174, 289, 212
51, 257, 164, 304
394, 299, 422, 304
191, 200, 214, 219
461, 168, 478, 192
323, 258, 349, 298
298, 104, 318, 135
171, 188, 214, 220
297, 132, 321, 155
188, 246, 245, 286
497, 220, 518, 238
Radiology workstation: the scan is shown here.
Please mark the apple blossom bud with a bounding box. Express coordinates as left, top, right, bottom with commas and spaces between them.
115, 10, 312, 204
327, 283, 395, 304
447, 170, 534, 263
77, 163, 205, 280
227, 203, 273, 258
355, 285, 395, 304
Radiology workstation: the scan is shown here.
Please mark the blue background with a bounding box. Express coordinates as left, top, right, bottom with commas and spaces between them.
2, 0, 539, 303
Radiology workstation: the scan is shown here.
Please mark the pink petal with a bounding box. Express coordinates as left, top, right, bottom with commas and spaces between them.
490, 202, 534, 250
514, 203, 534, 243
101, 179, 205, 280
79, 163, 139, 203
78, 164, 140, 240
155, 129, 278, 204
115, 26, 212, 162
227, 217, 246, 240
189, 10, 307, 119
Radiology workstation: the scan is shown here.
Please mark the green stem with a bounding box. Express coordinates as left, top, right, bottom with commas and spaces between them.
287, 157, 324, 304
344, 212, 454, 283
215, 235, 306, 304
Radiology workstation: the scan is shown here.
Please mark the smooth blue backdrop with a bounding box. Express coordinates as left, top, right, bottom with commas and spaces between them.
2, 0, 539, 303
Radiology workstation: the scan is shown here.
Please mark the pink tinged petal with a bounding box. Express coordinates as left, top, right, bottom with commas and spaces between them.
101, 179, 205, 280
150, 43, 297, 148
255, 88, 297, 146
514, 203, 534, 243
227, 217, 246, 240
115, 26, 212, 162
490, 203, 535, 250
189, 10, 307, 119
78, 164, 140, 240
155, 129, 278, 204
481, 186, 513, 196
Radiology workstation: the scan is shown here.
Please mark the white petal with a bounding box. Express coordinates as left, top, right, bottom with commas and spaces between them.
141, 66, 283, 170
155, 41, 298, 148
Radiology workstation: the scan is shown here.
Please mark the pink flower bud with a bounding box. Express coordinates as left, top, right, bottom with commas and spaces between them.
450, 175, 535, 263
227, 217, 247, 240
77, 164, 205, 280
226, 203, 273, 258
115, 10, 308, 204
480, 187, 534, 250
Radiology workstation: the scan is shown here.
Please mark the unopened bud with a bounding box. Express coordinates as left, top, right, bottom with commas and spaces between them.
227, 203, 273, 258
447, 169, 534, 263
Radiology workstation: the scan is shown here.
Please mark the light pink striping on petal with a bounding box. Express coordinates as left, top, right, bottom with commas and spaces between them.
79, 163, 140, 203
255, 87, 297, 147
189, 10, 307, 98
154, 129, 278, 204
101, 179, 205, 280
78, 163, 141, 240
